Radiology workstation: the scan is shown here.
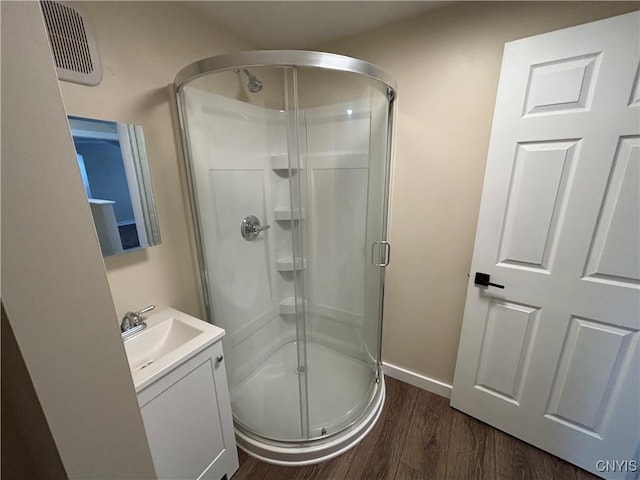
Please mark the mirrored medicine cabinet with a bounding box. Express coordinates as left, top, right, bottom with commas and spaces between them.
68, 116, 161, 257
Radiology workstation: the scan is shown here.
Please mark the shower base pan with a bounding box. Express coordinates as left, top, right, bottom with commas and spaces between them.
233, 341, 385, 465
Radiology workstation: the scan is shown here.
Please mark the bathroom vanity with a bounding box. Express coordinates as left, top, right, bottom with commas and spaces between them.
124, 308, 238, 480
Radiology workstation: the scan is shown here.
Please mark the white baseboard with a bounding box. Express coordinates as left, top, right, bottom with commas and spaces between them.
382, 362, 453, 399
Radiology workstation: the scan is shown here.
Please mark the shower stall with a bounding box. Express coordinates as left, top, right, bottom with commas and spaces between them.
173, 51, 395, 465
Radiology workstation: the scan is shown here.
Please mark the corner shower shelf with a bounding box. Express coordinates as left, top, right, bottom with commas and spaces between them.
273, 207, 305, 221
279, 297, 307, 315
276, 257, 307, 272
271, 154, 303, 172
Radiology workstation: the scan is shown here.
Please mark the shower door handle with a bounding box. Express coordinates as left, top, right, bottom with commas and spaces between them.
371, 241, 391, 267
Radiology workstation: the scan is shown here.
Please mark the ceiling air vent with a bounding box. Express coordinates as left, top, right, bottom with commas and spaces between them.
40, 1, 102, 86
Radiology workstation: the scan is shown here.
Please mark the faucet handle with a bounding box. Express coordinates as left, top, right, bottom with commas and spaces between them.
135, 305, 156, 316
131, 305, 155, 327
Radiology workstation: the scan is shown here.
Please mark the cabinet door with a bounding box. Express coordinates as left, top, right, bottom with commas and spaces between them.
139, 342, 238, 480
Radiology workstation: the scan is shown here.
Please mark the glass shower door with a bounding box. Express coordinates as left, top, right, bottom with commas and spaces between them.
179, 67, 311, 441
295, 68, 391, 438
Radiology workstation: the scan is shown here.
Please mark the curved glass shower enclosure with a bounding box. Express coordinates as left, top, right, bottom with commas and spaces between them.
174, 51, 395, 465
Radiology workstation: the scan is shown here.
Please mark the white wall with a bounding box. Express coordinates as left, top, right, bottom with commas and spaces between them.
318, 1, 640, 386
1, 3, 156, 478
59, 1, 255, 322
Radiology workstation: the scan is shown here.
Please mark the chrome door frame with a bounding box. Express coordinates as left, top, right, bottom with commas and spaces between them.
174, 50, 396, 94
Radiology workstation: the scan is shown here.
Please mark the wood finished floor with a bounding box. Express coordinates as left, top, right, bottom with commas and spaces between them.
232, 377, 601, 480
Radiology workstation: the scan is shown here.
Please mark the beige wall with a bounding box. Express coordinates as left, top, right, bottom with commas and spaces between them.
1, 2, 156, 477
318, 1, 639, 385
53, 1, 637, 389
60, 2, 254, 322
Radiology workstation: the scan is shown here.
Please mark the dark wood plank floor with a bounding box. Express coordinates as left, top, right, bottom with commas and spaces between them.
232, 377, 602, 480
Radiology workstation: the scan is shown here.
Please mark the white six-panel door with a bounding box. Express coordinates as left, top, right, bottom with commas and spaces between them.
451, 12, 640, 479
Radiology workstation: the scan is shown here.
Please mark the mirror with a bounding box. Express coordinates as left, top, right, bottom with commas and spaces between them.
68, 116, 161, 256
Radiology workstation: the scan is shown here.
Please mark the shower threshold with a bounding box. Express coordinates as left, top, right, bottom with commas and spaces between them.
232, 340, 385, 465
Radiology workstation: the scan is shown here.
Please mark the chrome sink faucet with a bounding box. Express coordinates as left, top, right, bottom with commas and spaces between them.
121, 305, 155, 340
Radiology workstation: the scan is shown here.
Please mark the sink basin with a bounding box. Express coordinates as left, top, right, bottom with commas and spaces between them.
123, 308, 225, 392
125, 318, 201, 371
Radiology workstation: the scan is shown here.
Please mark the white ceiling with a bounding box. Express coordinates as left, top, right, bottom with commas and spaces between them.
189, 1, 448, 49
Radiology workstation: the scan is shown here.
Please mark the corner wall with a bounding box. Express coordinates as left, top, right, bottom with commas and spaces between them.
317, 1, 639, 386
1, 3, 156, 477
1, 309, 66, 479
59, 1, 255, 321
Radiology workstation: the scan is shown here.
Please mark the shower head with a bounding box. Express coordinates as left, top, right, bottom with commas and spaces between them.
242, 69, 263, 93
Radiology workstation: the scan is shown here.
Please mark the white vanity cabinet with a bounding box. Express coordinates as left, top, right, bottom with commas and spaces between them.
130, 310, 238, 480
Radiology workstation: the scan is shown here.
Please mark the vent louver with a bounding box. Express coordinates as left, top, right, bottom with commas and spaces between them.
40, 1, 102, 86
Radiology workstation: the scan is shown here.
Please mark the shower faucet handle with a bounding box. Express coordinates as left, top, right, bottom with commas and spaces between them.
241, 215, 270, 241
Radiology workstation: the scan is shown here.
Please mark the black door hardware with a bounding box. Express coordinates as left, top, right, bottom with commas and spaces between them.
474, 272, 505, 289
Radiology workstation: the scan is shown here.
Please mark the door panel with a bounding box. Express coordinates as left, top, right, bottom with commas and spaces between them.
545, 316, 636, 436
630, 65, 640, 106
522, 53, 601, 116
584, 136, 639, 285
452, 12, 640, 479
498, 140, 578, 271
475, 300, 539, 404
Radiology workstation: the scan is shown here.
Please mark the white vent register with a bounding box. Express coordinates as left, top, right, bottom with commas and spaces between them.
40, 1, 102, 86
